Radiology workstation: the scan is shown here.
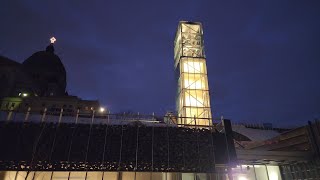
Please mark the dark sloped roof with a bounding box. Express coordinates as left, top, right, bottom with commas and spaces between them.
0, 55, 21, 66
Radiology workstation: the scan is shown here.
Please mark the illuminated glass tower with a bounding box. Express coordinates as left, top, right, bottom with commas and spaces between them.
174, 21, 212, 127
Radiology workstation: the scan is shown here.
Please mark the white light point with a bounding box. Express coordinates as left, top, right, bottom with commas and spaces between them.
50, 37, 56, 44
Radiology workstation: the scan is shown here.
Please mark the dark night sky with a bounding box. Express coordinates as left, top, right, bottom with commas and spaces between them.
1, 0, 320, 127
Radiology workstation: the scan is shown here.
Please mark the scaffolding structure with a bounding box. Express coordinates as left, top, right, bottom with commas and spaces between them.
174, 21, 212, 127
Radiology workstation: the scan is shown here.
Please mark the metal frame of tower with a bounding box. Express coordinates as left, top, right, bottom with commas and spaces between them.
174, 21, 213, 127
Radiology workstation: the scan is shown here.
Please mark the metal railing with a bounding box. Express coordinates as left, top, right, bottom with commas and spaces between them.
0, 108, 162, 126
0, 107, 222, 130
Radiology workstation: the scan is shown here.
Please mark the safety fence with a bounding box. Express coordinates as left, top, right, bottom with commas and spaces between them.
0, 120, 236, 173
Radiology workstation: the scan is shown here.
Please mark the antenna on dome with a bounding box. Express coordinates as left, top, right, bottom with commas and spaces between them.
50, 37, 56, 44
46, 37, 56, 53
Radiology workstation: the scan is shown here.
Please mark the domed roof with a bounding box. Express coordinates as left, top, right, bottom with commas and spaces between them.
23, 44, 66, 74
22, 44, 67, 96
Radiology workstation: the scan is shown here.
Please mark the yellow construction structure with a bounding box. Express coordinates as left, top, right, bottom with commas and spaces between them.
174, 21, 212, 127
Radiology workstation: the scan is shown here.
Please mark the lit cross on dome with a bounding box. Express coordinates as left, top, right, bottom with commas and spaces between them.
50, 37, 56, 44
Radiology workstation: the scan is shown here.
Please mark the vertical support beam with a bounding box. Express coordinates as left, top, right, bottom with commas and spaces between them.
101, 122, 109, 180
50, 171, 54, 180
75, 109, 79, 124
118, 172, 122, 180
196, 125, 200, 171
25, 107, 31, 122
67, 172, 71, 180
222, 119, 237, 164
41, 107, 47, 122
135, 125, 140, 171
210, 130, 216, 172
253, 165, 258, 180
166, 122, 170, 171
6, 107, 13, 121
102, 172, 105, 180
118, 125, 124, 170
107, 111, 110, 124
67, 123, 77, 175
58, 108, 63, 124
265, 165, 270, 180
91, 110, 95, 124
84, 110, 95, 179
14, 171, 18, 180
31, 171, 35, 180
183, 131, 186, 170
151, 125, 154, 171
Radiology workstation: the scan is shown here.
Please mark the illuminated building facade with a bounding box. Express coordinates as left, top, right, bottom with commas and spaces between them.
174, 21, 212, 127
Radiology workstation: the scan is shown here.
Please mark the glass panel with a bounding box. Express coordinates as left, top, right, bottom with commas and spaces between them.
151, 172, 162, 180
196, 173, 208, 180
70, 171, 86, 180
103, 172, 118, 180
16, 171, 36, 180
181, 58, 207, 74
181, 173, 195, 180
136, 172, 151, 180
254, 165, 268, 180
2, 171, 16, 180
164, 173, 179, 180
183, 74, 208, 90
267, 166, 281, 180
231, 165, 256, 180
33, 171, 52, 180
184, 90, 209, 107
52, 171, 69, 180
183, 61, 204, 74
122, 172, 135, 180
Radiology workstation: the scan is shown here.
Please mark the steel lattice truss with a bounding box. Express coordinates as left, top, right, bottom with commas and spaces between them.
0, 122, 236, 173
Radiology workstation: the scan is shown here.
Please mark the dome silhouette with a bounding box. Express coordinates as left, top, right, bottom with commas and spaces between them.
22, 44, 67, 96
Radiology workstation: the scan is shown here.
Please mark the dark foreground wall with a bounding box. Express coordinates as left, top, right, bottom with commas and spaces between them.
0, 121, 236, 173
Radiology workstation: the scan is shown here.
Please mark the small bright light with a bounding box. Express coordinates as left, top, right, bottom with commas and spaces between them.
22, 93, 28, 97
238, 176, 247, 180
100, 107, 105, 112
50, 37, 56, 44
18, 93, 21, 96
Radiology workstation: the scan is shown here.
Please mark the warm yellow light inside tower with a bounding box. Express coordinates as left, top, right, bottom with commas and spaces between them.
174, 22, 212, 128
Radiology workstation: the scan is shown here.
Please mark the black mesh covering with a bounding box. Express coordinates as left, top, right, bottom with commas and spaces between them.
0, 122, 236, 173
